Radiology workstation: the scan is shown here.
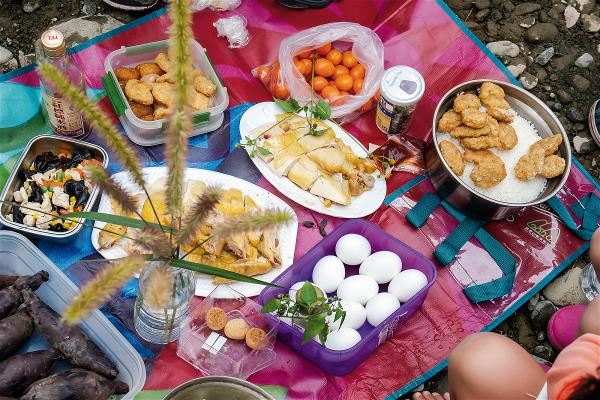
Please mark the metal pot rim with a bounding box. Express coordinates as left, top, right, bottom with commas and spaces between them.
162, 376, 277, 400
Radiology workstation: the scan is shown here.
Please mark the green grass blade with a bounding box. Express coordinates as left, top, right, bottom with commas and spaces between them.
65, 211, 173, 233
171, 259, 281, 288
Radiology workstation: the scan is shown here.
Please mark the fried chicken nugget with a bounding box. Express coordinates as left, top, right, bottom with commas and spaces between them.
154, 52, 170, 72
541, 155, 566, 178
151, 82, 174, 108
464, 149, 502, 164
450, 123, 491, 138
125, 79, 153, 105
191, 91, 211, 111
137, 63, 163, 76
140, 73, 160, 85
487, 116, 499, 136
497, 123, 518, 150
140, 115, 155, 121
461, 108, 488, 128
461, 135, 500, 150
437, 110, 462, 132
153, 105, 173, 120
487, 107, 514, 123
129, 101, 153, 119
114, 67, 140, 81
193, 76, 217, 97
479, 82, 509, 109
439, 140, 465, 176
453, 93, 481, 113
515, 146, 545, 181
471, 160, 507, 188
531, 134, 562, 156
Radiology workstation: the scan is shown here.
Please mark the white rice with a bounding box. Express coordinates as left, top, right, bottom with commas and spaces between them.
437, 110, 547, 204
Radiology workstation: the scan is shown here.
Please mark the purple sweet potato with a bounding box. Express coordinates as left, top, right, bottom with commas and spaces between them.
21, 288, 118, 379
0, 350, 60, 397
0, 271, 48, 320
0, 276, 17, 291
0, 310, 34, 361
19, 369, 129, 400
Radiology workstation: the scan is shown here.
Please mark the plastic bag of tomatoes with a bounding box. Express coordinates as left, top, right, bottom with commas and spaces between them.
253, 22, 384, 123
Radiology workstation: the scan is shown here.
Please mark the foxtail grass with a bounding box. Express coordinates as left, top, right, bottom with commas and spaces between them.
137, 226, 174, 259
143, 265, 173, 310
211, 209, 294, 239
176, 187, 221, 246
85, 165, 138, 216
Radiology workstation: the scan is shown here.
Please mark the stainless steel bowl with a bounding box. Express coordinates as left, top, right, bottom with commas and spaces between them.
426, 79, 571, 220
162, 377, 276, 400
0, 135, 109, 241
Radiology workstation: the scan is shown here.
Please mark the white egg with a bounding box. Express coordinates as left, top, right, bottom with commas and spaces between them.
312, 255, 346, 293
288, 281, 326, 301
324, 327, 361, 351
335, 234, 371, 265
329, 300, 367, 331
388, 269, 428, 302
359, 251, 402, 284
365, 292, 400, 327
336, 275, 379, 305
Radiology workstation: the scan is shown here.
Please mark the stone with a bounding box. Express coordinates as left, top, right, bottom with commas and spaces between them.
475, 0, 491, 9
564, 5, 580, 28
528, 293, 540, 310
573, 74, 591, 91
50, 15, 124, 47
512, 312, 537, 351
82, 0, 97, 16
553, 102, 563, 111
551, 49, 578, 71
567, 107, 586, 123
465, 21, 480, 30
575, 0, 596, 14
574, 131, 596, 154
507, 63, 526, 77
519, 71, 538, 89
476, 9, 491, 21
536, 47, 554, 65
0, 45, 12, 65
520, 16, 536, 29
0, 46, 17, 73
486, 21, 501, 37
539, 10, 550, 23
22, 0, 40, 13
574, 123, 586, 131
534, 344, 554, 360
514, 2, 541, 15
503, 0, 515, 12
582, 14, 600, 32
500, 22, 524, 42
446, 0, 474, 10
598, 43, 600, 53
487, 40, 520, 57
575, 52, 594, 68
531, 65, 548, 81
531, 300, 557, 330
557, 89, 573, 104
526, 23, 559, 43
542, 267, 588, 306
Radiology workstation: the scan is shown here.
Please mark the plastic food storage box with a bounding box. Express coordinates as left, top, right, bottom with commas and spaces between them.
103, 39, 229, 146
258, 220, 437, 376
0, 231, 145, 398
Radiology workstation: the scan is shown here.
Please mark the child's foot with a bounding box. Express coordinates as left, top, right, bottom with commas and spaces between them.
412, 391, 450, 400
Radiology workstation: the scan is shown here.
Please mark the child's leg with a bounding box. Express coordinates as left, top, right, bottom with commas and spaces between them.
579, 295, 600, 336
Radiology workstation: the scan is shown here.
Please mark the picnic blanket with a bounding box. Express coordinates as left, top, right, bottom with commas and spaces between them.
1, 1, 599, 399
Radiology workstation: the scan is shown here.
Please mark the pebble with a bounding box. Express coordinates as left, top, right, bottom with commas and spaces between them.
526, 23, 559, 43
531, 300, 557, 329
551, 49, 578, 71
575, 53, 594, 68
0, 45, 13, 65
82, 0, 97, 16
528, 293, 540, 310
598, 44, 600, 53
564, 5, 580, 28
567, 107, 586, 123
574, 131, 596, 154
575, 0, 596, 14
475, 0, 491, 9
0, 46, 17, 73
520, 16, 536, 28
543, 267, 588, 306
519, 71, 538, 89
476, 9, 491, 21
557, 90, 573, 104
535, 47, 554, 65
553, 102, 563, 111
514, 2, 541, 15
582, 14, 600, 32
22, 0, 41, 13
500, 22, 524, 42
534, 344, 554, 359
487, 40, 520, 57
573, 74, 591, 91
507, 63, 526, 77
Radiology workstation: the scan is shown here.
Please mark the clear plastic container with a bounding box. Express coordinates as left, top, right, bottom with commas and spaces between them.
177, 285, 278, 379
0, 231, 145, 399
103, 40, 229, 146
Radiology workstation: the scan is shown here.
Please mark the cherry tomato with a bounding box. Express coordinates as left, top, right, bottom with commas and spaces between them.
321, 85, 340, 100
294, 60, 307, 76
328, 79, 337, 86
300, 59, 313, 75
350, 63, 365, 80
339, 90, 350, 96
316, 43, 332, 56
334, 74, 353, 91
274, 84, 290, 99
256, 65, 271, 85
342, 51, 358, 68
298, 49, 312, 59
352, 77, 364, 94
314, 58, 335, 78
332, 65, 349, 80
325, 49, 342, 65
311, 76, 329, 92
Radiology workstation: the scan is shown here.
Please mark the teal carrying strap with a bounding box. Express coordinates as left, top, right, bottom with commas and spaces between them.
547, 193, 600, 241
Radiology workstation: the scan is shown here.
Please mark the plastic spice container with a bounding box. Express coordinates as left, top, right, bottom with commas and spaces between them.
375, 66, 425, 136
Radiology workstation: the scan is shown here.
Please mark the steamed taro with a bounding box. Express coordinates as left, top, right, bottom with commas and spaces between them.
0, 271, 48, 319
0, 276, 17, 291
0, 350, 60, 397
20, 369, 128, 400
0, 310, 34, 361
22, 288, 118, 379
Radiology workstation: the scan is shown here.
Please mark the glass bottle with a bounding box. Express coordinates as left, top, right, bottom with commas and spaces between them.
581, 263, 599, 301
39, 29, 88, 139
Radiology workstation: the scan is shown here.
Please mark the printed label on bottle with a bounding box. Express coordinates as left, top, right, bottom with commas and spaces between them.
43, 92, 85, 137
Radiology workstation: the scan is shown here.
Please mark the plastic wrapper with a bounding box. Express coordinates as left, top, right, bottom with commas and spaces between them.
191, 0, 241, 11
253, 22, 384, 124
213, 15, 250, 49
370, 134, 426, 177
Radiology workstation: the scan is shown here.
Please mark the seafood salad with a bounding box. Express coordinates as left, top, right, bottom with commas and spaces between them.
6, 149, 99, 231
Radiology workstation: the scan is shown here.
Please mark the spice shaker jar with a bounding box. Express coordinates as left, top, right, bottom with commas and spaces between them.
375, 66, 425, 136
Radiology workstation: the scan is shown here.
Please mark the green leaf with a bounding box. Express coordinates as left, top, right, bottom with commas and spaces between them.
261, 298, 282, 313
274, 98, 301, 113
310, 128, 329, 137
298, 282, 317, 305
318, 325, 329, 345
302, 315, 326, 344
334, 308, 344, 322
311, 100, 331, 120
64, 211, 172, 233
257, 146, 272, 156
171, 258, 281, 287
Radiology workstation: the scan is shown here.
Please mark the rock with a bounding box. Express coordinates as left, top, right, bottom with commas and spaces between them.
543, 267, 588, 306
551, 49, 578, 71
486, 21, 501, 37
553, 102, 563, 111
519, 72, 538, 89
567, 107, 586, 123
22, 0, 40, 13
465, 21, 480, 30
475, 0, 491, 9
499, 22, 524, 42
528, 293, 540, 310
514, 2, 541, 15
503, 1, 515, 12
534, 344, 554, 360
598, 43, 600, 53
575, 0, 596, 14
557, 89, 573, 104
537, 331, 545, 342
50, 15, 124, 47
0, 46, 17, 73
582, 14, 600, 32
519, 16, 536, 28
575, 52, 594, 68
0, 45, 12, 65
507, 63, 526, 77
531, 65, 548, 81
487, 40, 520, 57
82, 0, 97, 16
573, 74, 591, 91
476, 9, 491, 21
536, 47, 554, 65
574, 123, 586, 132
574, 131, 596, 154
512, 312, 537, 351
531, 300, 557, 330
564, 5, 580, 28
526, 23, 559, 43
539, 10, 550, 23
446, 0, 474, 10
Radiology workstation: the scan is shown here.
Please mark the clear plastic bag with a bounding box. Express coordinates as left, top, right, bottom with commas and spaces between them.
254, 22, 384, 124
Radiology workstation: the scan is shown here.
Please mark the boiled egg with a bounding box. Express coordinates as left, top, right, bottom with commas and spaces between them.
335, 234, 371, 265
388, 269, 428, 302
329, 300, 367, 331
324, 327, 361, 351
312, 255, 346, 293
359, 251, 402, 284
365, 292, 400, 327
288, 281, 326, 301
336, 275, 379, 306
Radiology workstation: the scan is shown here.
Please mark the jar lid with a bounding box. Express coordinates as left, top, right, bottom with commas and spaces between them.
380, 66, 425, 107
41, 29, 66, 57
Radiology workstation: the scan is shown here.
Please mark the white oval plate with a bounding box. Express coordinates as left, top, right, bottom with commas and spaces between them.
239, 102, 386, 218
91, 167, 298, 298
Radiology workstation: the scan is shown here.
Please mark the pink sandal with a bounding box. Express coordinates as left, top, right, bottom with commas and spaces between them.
547, 304, 586, 350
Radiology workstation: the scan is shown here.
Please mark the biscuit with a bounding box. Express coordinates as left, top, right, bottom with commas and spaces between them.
137, 63, 163, 76
205, 307, 227, 331
224, 318, 249, 340
245, 327, 267, 350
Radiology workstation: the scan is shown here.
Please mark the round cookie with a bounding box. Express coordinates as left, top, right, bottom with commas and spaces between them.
224, 318, 249, 340
245, 327, 267, 350
205, 307, 227, 331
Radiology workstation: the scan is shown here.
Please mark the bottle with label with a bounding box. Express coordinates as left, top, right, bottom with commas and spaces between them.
39, 29, 88, 139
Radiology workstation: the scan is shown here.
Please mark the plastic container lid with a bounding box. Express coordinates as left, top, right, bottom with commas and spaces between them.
380, 66, 425, 107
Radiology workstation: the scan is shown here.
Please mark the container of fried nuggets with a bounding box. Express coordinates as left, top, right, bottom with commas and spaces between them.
426, 79, 571, 220
102, 39, 229, 146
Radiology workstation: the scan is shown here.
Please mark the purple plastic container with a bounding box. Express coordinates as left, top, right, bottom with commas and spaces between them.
258, 220, 437, 375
